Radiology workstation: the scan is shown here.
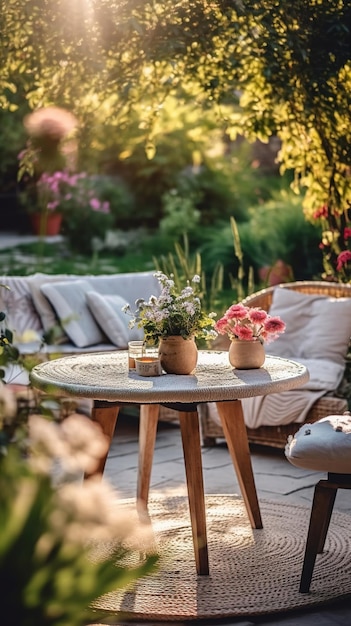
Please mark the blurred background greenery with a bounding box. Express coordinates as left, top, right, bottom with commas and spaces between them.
0, 96, 323, 303
2, 0, 347, 298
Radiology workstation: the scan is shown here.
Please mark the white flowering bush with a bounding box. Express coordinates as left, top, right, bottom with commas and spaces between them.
124, 271, 217, 344
0, 403, 158, 626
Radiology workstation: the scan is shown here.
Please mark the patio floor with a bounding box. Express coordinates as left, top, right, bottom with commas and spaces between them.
95, 411, 351, 626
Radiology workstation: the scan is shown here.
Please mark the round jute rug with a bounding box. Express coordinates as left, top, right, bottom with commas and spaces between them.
92, 495, 351, 621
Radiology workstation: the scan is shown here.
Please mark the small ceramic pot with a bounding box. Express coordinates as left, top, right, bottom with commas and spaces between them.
228, 339, 265, 369
158, 335, 198, 375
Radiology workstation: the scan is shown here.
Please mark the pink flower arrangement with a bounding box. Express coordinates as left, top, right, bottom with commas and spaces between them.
215, 303, 286, 344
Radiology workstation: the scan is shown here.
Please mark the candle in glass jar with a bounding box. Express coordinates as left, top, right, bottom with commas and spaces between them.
128, 341, 145, 370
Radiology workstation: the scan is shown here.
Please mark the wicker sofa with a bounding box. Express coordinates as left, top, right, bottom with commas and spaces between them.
199, 281, 351, 449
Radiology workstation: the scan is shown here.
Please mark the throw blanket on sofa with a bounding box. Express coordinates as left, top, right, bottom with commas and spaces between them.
206, 358, 345, 429
241, 389, 327, 428
242, 357, 345, 428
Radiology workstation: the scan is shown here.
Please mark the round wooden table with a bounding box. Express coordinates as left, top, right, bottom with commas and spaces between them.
31, 350, 309, 575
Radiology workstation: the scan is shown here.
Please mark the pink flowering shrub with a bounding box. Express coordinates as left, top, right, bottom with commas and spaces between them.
215, 303, 286, 344
35, 170, 114, 254
312, 203, 351, 282
37, 170, 110, 215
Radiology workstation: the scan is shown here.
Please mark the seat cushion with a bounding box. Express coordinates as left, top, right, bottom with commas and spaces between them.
285, 414, 351, 473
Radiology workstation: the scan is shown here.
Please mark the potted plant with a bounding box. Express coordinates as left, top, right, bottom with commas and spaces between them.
28, 171, 65, 236
214, 303, 286, 369
20, 168, 113, 248
124, 271, 217, 374
17, 106, 79, 237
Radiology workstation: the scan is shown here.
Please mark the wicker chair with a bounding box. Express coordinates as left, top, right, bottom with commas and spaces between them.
199, 281, 351, 449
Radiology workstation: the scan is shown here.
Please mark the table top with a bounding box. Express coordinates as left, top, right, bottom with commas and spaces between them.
30, 350, 309, 405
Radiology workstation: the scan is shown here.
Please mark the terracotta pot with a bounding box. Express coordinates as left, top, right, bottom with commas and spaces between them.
30, 212, 63, 236
228, 338, 265, 369
158, 335, 198, 375
258, 259, 293, 286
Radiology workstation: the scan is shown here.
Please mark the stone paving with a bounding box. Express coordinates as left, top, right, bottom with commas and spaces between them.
0, 232, 63, 249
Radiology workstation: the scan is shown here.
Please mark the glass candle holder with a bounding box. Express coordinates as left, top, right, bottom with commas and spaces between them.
128, 340, 145, 369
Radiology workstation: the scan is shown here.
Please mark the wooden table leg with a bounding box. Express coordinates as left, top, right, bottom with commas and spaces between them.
137, 404, 160, 509
215, 400, 262, 529
86, 400, 120, 478
178, 409, 209, 576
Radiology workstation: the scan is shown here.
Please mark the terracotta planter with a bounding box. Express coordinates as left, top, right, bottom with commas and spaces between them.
158, 335, 198, 375
30, 212, 63, 236
228, 338, 265, 369
258, 259, 293, 286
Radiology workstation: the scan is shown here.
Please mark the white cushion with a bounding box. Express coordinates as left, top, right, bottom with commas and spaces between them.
40, 280, 106, 348
267, 288, 351, 366
285, 414, 351, 473
86, 291, 143, 348
28, 274, 71, 343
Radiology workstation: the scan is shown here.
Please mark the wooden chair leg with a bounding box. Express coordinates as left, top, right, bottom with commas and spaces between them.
178, 409, 209, 576
215, 400, 262, 529
137, 404, 160, 509
300, 479, 337, 593
316, 485, 337, 555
